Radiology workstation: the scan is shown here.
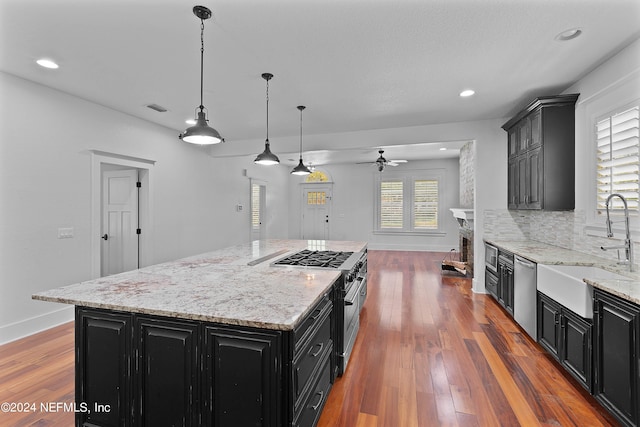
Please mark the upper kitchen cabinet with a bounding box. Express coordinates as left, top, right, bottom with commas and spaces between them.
502, 94, 579, 210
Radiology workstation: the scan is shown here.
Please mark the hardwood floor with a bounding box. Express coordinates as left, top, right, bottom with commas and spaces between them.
0, 251, 619, 426
317, 250, 618, 427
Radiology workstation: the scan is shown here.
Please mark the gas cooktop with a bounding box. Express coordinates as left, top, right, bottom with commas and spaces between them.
272, 249, 354, 269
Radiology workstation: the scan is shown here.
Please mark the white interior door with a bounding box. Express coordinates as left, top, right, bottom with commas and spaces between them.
302, 185, 332, 240
250, 182, 267, 241
101, 169, 139, 276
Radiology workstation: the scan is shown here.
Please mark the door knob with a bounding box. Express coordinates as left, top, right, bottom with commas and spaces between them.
102, 234, 108, 241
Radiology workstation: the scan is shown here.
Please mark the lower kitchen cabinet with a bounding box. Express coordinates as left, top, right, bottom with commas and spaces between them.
204, 326, 282, 427
497, 251, 514, 316
75, 291, 334, 427
136, 317, 200, 427
76, 309, 133, 427
594, 289, 640, 427
537, 292, 592, 392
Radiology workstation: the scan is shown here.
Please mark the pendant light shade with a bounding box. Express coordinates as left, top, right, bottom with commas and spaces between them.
291, 106, 311, 176
180, 6, 223, 145
255, 73, 280, 165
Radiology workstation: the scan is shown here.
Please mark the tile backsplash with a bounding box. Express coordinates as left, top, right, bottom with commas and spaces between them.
484, 209, 639, 269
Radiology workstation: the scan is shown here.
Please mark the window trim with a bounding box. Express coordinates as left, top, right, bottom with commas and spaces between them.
587, 99, 640, 237
373, 169, 446, 236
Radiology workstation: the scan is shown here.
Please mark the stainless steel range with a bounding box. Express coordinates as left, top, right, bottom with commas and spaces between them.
273, 249, 367, 375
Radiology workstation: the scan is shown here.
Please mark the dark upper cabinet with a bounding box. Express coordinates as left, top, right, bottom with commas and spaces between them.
594, 289, 640, 427
502, 94, 578, 210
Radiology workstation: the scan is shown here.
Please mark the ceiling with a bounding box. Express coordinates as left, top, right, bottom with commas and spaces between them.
1, 0, 639, 166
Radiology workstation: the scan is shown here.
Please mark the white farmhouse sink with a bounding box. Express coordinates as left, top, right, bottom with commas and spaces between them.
537, 265, 630, 319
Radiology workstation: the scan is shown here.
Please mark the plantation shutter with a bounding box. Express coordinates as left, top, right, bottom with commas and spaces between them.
414, 179, 438, 229
596, 106, 640, 211
380, 181, 403, 228
251, 183, 260, 228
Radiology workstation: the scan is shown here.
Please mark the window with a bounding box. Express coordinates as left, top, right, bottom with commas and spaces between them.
596, 105, 639, 212
251, 183, 260, 228
375, 171, 443, 234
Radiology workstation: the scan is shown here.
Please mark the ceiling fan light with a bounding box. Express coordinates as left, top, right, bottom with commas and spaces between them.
182, 110, 223, 144
254, 141, 280, 165
291, 158, 311, 175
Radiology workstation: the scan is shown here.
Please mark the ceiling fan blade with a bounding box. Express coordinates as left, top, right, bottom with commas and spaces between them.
389, 159, 408, 163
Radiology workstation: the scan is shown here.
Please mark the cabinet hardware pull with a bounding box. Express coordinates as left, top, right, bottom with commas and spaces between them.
310, 342, 324, 357
310, 309, 322, 320
311, 391, 324, 411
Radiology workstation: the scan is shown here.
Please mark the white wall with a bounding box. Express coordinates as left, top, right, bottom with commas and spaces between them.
0, 72, 290, 344
286, 158, 462, 252
568, 38, 640, 223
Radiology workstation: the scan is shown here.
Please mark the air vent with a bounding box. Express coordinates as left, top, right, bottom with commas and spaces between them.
146, 103, 167, 112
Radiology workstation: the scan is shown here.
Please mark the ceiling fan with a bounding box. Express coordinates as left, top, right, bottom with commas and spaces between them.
357, 149, 408, 171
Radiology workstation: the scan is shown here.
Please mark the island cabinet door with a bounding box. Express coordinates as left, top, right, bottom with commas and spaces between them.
76, 307, 133, 427
203, 326, 282, 427
135, 317, 200, 427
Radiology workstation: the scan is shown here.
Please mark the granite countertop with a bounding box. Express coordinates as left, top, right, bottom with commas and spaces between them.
32, 239, 367, 330
484, 238, 640, 305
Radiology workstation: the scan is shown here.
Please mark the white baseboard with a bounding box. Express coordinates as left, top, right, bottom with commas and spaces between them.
0, 306, 74, 345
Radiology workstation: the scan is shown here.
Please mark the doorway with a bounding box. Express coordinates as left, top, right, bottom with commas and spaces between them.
90, 151, 154, 279
101, 167, 139, 276
250, 180, 267, 242
301, 184, 332, 240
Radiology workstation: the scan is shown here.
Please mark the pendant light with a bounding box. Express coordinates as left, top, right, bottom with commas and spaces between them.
291, 106, 311, 176
254, 73, 280, 165
180, 6, 223, 145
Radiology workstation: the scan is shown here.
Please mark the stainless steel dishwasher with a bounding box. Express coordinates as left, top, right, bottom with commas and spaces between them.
514, 256, 537, 339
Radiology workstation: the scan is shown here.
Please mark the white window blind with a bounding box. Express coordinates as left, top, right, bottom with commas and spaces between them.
376, 171, 442, 234
414, 179, 438, 229
596, 105, 639, 211
251, 183, 260, 228
380, 181, 403, 229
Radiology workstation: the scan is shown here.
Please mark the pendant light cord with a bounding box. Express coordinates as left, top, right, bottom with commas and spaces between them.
199, 19, 205, 111
265, 78, 270, 142
299, 108, 303, 159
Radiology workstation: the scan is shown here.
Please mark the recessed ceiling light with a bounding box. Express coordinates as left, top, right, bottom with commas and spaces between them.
459, 89, 475, 97
36, 58, 59, 69
440, 147, 447, 151
185, 119, 196, 125
555, 28, 582, 41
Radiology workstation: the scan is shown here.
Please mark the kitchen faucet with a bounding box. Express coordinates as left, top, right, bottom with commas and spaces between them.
601, 193, 635, 272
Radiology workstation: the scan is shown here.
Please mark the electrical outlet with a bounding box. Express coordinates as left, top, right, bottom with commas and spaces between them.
58, 227, 74, 239
236, 204, 243, 212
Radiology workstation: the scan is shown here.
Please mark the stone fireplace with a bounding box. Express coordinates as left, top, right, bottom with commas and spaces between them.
450, 208, 474, 277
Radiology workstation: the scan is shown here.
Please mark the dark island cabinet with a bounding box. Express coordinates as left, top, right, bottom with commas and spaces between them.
136, 317, 199, 427
203, 327, 282, 427
75, 289, 335, 427
502, 94, 578, 210
76, 308, 133, 427
537, 292, 592, 392
594, 289, 640, 427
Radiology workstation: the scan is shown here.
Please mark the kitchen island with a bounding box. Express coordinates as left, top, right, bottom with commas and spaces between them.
33, 239, 367, 427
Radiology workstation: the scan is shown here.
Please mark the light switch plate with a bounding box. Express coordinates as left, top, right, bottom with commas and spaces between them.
58, 227, 74, 239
